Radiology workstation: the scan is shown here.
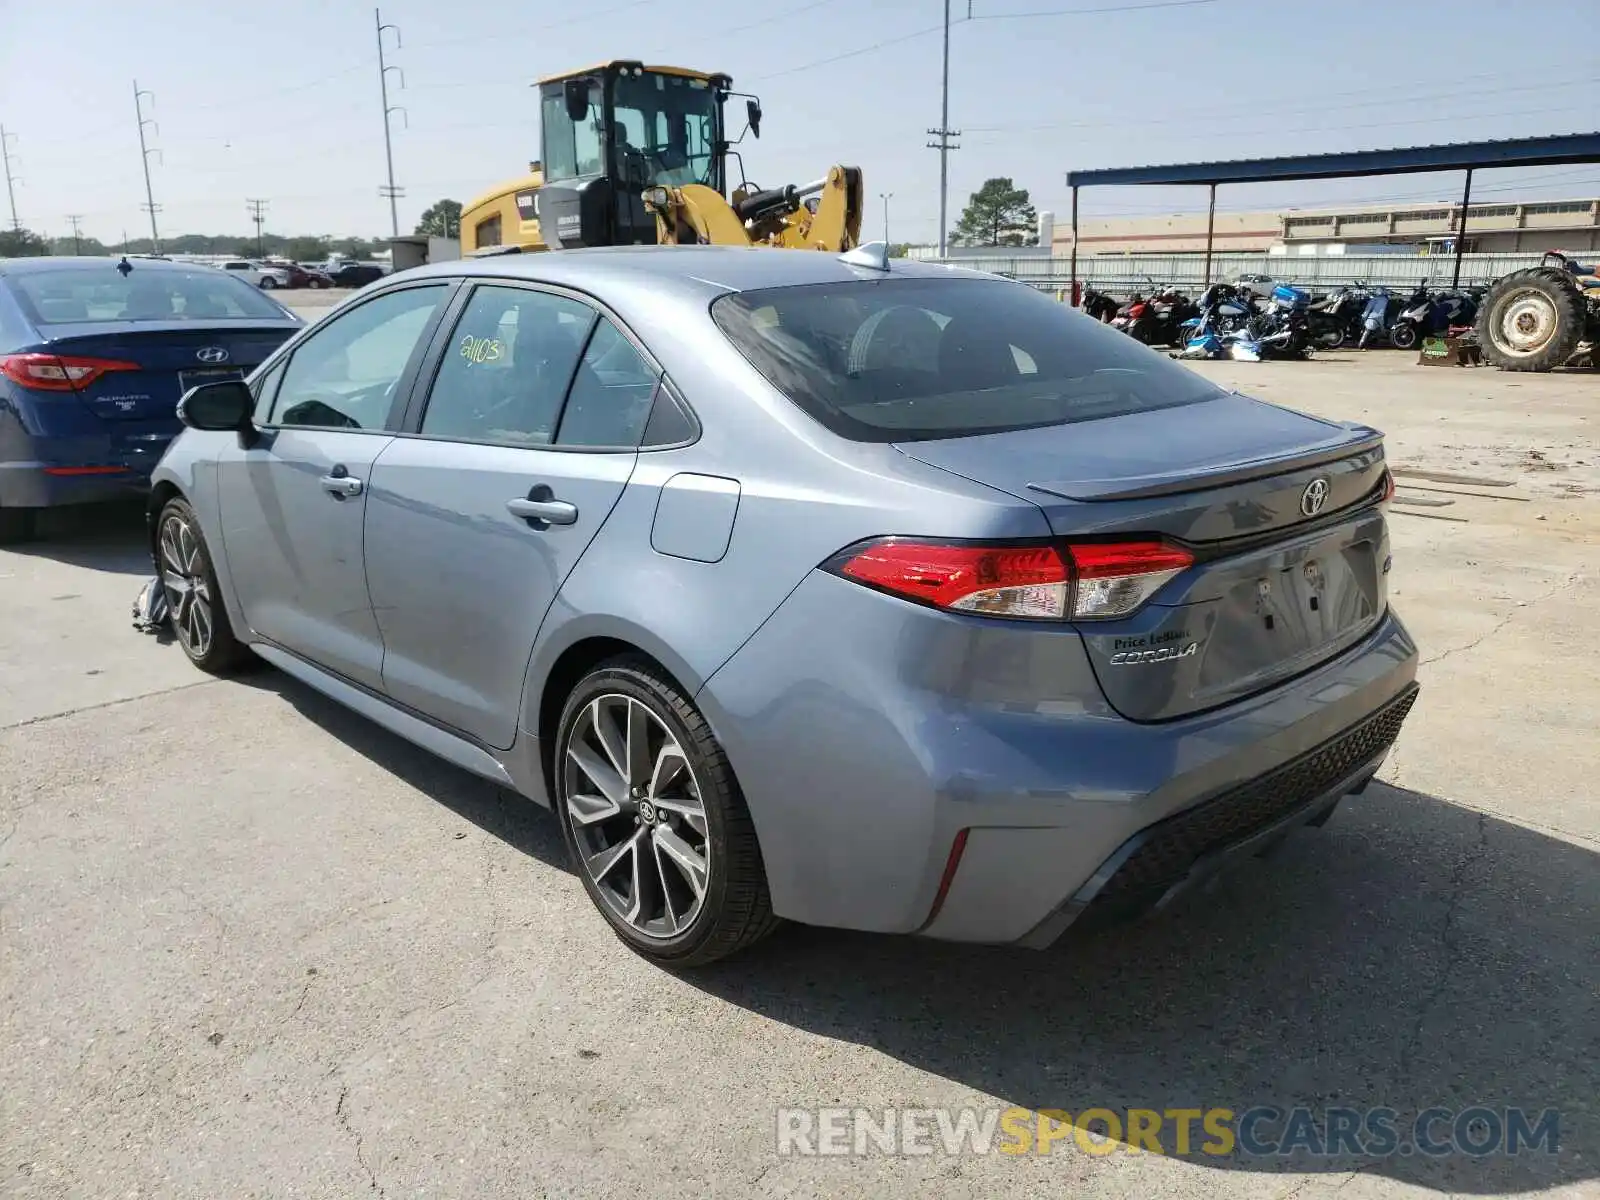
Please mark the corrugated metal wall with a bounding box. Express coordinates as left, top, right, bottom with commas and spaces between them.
927, 251, 1554, 293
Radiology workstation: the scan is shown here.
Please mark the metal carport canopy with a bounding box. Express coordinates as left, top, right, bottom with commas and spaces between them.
1063, 132, 1600, 293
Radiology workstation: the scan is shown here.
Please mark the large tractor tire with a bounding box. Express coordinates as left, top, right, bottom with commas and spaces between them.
1476, 268, 1587, 372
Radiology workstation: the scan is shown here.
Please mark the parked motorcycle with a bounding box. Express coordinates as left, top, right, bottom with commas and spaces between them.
1307, 285, 1366, 349
1356, 283, 1426, 349
1079, 284, 1119, 323
1390, 285, 1481, 350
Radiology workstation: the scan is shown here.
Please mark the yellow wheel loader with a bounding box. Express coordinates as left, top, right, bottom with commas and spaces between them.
459, 61, 863, 255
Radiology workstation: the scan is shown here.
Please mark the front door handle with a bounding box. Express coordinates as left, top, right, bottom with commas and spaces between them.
506, 496, 578, 525
320, 472, 364, 498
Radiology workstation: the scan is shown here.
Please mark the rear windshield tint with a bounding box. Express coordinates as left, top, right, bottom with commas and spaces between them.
8, 265, 290, 325
710, 276, 1222, 442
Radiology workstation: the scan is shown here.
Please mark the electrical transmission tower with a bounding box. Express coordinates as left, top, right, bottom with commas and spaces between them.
375, 8, 407, 238
247, 198, 269, 257
926, 0, 961, 258
1, 126, 21, 231
133, 81, 163, 253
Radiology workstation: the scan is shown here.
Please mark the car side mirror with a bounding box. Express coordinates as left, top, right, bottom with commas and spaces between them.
179, 379, 254, 437
564, 79, 590, 122
746, 99, 762, 139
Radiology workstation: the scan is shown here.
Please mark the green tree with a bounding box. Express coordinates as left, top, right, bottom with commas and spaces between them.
0, 227, 50, 257
951, 178, 1038, 248
285, 236, 331, 263
415, 199, 462, 238
50, 234, 109, 256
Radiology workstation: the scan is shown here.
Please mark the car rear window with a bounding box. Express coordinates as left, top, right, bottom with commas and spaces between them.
7, 265, 289, 325
710, 276, 1222, 442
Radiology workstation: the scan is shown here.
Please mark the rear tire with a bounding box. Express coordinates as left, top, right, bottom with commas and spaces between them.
156, 497, 253, 675
0, 507, 38, 545
1476, 268, 1587, 372
1389, 321, 1419, 351
554, 657, 778, 967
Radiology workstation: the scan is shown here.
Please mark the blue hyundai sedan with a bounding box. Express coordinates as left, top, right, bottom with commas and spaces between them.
0, 255, 303, 542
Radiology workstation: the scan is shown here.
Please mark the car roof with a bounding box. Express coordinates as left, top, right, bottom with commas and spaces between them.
399, 245, 992, 301
0, 255, 206, 277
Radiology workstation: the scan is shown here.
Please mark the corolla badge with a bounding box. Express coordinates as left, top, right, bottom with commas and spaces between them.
1300, 477, 1331, 517
1109, 642, 1198, 666
196, 346, 230, 363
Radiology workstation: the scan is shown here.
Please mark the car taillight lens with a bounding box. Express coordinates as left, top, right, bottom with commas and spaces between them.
0, 352, 139, 392
1380, 470, 1396, 504
828, 538, 1193, 621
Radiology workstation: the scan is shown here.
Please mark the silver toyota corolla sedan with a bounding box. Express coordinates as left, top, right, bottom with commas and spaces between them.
148, 244, 1418, 966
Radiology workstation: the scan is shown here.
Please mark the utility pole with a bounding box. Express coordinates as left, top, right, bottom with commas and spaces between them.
67, 214, 84, 254
1, 126, 21, 231
247, 198, 269, 257
375, 8, 406, 238
880, 192, 893, 246
926, 0, 960, 258
134, 81, 162, 253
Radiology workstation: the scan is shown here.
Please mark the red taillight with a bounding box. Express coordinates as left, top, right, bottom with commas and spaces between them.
828, 538, 1193, 621
1064, 541, 1195, 620
0, 352, 140, 392
1380, 470, 1396, 504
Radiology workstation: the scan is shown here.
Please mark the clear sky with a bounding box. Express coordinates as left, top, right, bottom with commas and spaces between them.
1, 0, 1596, 246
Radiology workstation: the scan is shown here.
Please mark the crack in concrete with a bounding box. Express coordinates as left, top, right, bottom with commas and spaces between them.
1420, 574, 1581, 668
0, 678, 220, 733
336, 1084, 385, 1196
1399, 809, 1490, 1075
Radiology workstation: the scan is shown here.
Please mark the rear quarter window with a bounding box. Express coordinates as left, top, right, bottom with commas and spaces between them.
710, 276, 1223, 443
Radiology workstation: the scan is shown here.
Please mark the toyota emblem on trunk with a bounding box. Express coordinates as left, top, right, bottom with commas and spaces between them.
196, 347, 229, 363
1300, 477, 1331, 517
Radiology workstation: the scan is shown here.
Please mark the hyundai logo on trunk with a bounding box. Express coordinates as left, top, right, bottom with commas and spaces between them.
196, 347, 229, 363
1300, 477, 1331, 517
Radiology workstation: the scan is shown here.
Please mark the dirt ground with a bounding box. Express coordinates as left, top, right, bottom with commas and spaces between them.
1, 351, 1596, 1199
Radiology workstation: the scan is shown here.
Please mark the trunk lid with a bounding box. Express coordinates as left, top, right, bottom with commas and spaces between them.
38, 321, 298, 423
896, 392, 1392, 722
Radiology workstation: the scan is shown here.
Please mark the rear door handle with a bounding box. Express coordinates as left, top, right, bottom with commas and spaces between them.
320, 473, 364, 498
507, 496, 578, 525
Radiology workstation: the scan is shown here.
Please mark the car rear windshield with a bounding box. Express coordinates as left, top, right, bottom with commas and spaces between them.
8, 265, 289, 325
710, 275, 1223, 442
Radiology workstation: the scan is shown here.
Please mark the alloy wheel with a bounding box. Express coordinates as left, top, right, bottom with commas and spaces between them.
564, 694, 711, 939
159, 513, 214, 658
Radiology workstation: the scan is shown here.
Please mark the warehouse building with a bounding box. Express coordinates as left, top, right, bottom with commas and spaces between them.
1049, 195, 1600, 256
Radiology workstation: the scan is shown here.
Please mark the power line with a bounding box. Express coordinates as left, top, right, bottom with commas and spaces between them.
246, 198, 269, 256
134, 81, 162, 253
0, 126, 20, 230
375, 7, 406, 238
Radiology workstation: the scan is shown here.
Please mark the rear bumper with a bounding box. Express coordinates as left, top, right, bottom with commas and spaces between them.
696, 569, 1420, 944
0, 461, 149, 508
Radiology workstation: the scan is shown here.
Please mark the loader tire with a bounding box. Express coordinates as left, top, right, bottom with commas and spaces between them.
1476, 267, 1587, 372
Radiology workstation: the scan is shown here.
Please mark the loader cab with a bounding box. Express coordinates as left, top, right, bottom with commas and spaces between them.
536, 61, 731, 249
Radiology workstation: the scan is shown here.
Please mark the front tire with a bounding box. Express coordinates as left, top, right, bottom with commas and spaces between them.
157, 497, 252, 674
258, 276, 277, 290
554, 658, 777, 967
1389, 321, 1419, 350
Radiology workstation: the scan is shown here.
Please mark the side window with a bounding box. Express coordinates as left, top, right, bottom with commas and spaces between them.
420, 285, 595, 446
556, 317, 661, 448
249, 359, 287, 424
641, 378, 698, 448
270, 285, 448, 430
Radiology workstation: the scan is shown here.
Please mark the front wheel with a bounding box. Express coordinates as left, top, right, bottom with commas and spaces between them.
258, 277, 277, 290
1389, 321, 1420, 350
554, 658, 778, 967
157, 497, 253, 674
